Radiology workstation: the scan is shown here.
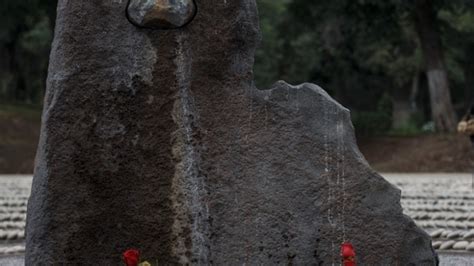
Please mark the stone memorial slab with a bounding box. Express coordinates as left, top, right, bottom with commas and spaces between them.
26, 0, 438, 265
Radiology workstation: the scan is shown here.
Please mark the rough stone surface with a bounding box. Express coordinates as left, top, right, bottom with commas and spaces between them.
26, 0, 438, 265
127, 0, 196, 29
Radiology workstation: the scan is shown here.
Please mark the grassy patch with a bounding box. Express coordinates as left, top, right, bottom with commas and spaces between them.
0, 103, 42, 120
388, 124, 424, 137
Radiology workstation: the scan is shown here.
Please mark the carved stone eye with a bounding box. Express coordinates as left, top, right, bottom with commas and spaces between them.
127, 0, 197, 29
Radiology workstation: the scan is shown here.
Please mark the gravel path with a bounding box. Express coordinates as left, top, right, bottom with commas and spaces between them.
0, 255, 23, 266
0, 175, 29, 256
438, 251, 474, 266
0, 174, 473, 265
384, 173, 474, 253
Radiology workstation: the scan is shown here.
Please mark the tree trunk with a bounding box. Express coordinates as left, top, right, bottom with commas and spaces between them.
391, 75, 418, 129
463, 43, 474, 109
414, 0, 457, 132
4, 42, 22, 102
0, 45, 11, 99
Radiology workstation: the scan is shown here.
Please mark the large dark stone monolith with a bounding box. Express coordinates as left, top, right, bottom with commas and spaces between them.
26, 0, 438, 265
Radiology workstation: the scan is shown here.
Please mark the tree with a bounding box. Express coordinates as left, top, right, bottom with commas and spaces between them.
254, 0, 289, 89
256, 0, 474, 134
439, 7, 474, 109
277, 0, 411, 134
0, 0, 56, 104
413, 0, 457, 132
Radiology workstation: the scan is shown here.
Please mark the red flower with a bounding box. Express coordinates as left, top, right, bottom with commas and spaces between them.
123, 249, 140, 266
341, 242, 356, 266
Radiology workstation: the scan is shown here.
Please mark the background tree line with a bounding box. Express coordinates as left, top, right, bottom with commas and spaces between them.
255, 0, 474, 134
1, 0, 473, 135
0, 0, 55, 105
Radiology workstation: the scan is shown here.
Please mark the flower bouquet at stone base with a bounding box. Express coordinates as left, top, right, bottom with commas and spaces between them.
123, 249, 155, 266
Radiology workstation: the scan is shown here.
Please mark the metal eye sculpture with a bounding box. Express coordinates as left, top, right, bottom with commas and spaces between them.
127, 0, 197, 29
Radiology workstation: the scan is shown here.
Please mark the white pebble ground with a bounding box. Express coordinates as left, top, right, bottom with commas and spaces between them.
384, 173, 474, 254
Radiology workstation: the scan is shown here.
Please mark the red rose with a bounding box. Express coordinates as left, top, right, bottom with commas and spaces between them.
341, 242, 356, 266
123, 249, 140, 266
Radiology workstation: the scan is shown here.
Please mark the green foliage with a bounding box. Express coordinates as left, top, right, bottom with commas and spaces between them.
0, 0, 56, 104
0, 102, 42, 119
438, 5, 474, 107
254, 0, 474, 135
352, 94, 393, 136
1, 0, 474, 135
19, 17, 52, 53
389, 112, 425, 136
254, 0, 288, 88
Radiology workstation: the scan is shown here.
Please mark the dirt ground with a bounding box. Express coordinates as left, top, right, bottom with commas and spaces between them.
0, 106, 41, 174
358, 134, 474, 172
0, 105, 473, 173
